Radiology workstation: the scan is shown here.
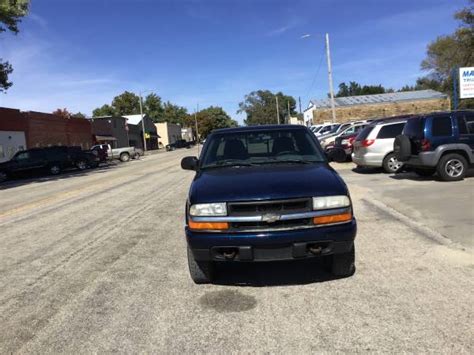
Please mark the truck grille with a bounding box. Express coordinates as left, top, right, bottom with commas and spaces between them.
227, 198, 313, 232
228, 198, 312, 217
230, 218, 312, 232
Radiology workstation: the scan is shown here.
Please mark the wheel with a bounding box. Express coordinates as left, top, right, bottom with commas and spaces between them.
76, 160, 87, 170
120, 152, 130, 162
49, 164, 61, 175
413, 167, 436, 177
331, 245, 355, 277
436, 153, 467, 181
382, 153, 403, 173
394, 135, 411, 161
0, 171, 8, 183
88, 161, 99, 169
187, 246, 213, 284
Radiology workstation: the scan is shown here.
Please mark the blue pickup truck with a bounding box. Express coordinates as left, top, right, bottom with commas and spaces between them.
181, 125, 357, 284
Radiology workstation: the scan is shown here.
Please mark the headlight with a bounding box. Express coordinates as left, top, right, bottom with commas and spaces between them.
312, 195, 350, 210
189, 203, 227, 216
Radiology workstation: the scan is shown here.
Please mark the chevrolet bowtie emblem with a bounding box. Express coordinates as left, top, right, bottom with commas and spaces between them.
262, 213, 280, 223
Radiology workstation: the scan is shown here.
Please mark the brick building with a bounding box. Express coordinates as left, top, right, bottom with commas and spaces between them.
0, 107, 93, 162
304, 90, 450, 125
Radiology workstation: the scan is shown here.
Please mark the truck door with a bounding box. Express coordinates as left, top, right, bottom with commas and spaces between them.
456, 112, 474, 157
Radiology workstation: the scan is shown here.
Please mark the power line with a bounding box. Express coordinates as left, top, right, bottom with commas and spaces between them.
304, 43, 326, 103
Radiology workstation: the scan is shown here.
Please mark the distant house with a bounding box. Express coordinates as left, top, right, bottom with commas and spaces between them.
91, 116, 128, 148
123, 114, 159, 150
304, 90, 450, 125
181, 127, 194, 142
155, 122, 182, 148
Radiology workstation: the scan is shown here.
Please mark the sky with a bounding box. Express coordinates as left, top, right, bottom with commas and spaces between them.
0, 0, 467, 123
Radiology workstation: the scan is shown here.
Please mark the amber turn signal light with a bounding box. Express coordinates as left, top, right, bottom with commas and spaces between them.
313, 212, 352, 225
188, 220, 229, 230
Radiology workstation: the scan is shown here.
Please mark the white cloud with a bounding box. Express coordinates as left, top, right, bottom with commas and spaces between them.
0, 37, 125, 116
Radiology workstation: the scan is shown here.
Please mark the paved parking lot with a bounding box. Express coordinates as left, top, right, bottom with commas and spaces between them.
0, 148, 472, 353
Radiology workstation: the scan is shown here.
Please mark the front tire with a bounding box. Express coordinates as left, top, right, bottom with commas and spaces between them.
0, 171, 8, 183
187, 246, 213, 284
437, 153, 467, 181
120, 152, 130, 162
76, 160, 87, 170
49, 164, 61, 175
382, 153, 403, 173
331, 246, 355, 277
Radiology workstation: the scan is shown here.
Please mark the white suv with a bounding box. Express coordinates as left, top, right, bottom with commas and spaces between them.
352, 118, 409, 173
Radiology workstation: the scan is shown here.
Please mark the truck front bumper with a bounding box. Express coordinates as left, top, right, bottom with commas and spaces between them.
186, 219, 356, 262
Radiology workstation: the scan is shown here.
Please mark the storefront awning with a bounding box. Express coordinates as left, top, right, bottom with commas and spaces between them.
95, 135, 117, 141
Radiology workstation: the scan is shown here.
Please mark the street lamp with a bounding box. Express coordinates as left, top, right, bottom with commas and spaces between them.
302, 33, 337, 123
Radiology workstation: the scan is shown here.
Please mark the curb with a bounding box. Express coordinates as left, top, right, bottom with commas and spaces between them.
361, 197, 467, 251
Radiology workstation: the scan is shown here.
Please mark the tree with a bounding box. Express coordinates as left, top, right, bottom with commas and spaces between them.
0, 0, 29, 92
72, 112, 86, 118
144, 93, 164, 122
161, 101, 188, 125
52, 108, 72, 119
195, 106, 237, 138
335, 81, 387, 97
238, 90, 297, 126
419, 0, 474, 108
92, 104, 115, 117
111, 91, 140, 116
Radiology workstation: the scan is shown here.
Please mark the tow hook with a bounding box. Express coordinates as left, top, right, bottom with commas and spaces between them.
308, 245, 323, 255
222, 249, 237, 259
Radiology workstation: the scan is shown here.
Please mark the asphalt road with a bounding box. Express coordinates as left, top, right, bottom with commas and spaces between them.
0, 148, 472, 353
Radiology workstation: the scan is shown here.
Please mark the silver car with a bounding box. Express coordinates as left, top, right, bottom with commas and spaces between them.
352, 119, 408, 173
320, 123, 367, 150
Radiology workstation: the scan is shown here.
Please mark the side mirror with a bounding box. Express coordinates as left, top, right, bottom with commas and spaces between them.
181, 156, 199, 171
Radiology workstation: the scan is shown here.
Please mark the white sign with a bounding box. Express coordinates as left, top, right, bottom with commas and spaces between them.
459, 67, 474, 99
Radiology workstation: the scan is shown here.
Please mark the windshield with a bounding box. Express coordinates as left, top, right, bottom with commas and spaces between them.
201, 129, 325, 168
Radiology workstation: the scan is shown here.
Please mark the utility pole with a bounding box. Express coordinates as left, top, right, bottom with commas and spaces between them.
452, 68, 459, 110
195, 104, 200, 155
298, 96, 302, 114
287, 101, 291, 124
276, 96, 280, 124
139, 93, 147, 152
325, 33, 337, 123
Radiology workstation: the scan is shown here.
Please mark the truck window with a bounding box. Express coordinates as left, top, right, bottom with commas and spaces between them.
431, 116, 452, 137
462, 113, 474, 134
377, 123, 405, 139
403, 117, 425, 139
356, 126, 374, 141
202, 129, 325, 168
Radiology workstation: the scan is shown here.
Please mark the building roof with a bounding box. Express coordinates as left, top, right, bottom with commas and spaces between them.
123, 114, 145, 125
309, 90, 448, 109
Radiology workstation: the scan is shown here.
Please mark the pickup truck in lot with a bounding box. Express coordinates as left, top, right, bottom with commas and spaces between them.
181, 125, 357, 284
90, 144, 141, 162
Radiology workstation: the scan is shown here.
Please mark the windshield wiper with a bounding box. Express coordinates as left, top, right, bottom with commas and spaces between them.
201, 160, 255, 169
252, 159, 318, 165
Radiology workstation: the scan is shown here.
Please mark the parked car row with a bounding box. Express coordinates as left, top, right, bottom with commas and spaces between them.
0, 144, 143, 183
327, 110, 474, 181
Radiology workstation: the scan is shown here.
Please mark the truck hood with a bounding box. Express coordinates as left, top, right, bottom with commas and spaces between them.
188, 163, 348, 204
